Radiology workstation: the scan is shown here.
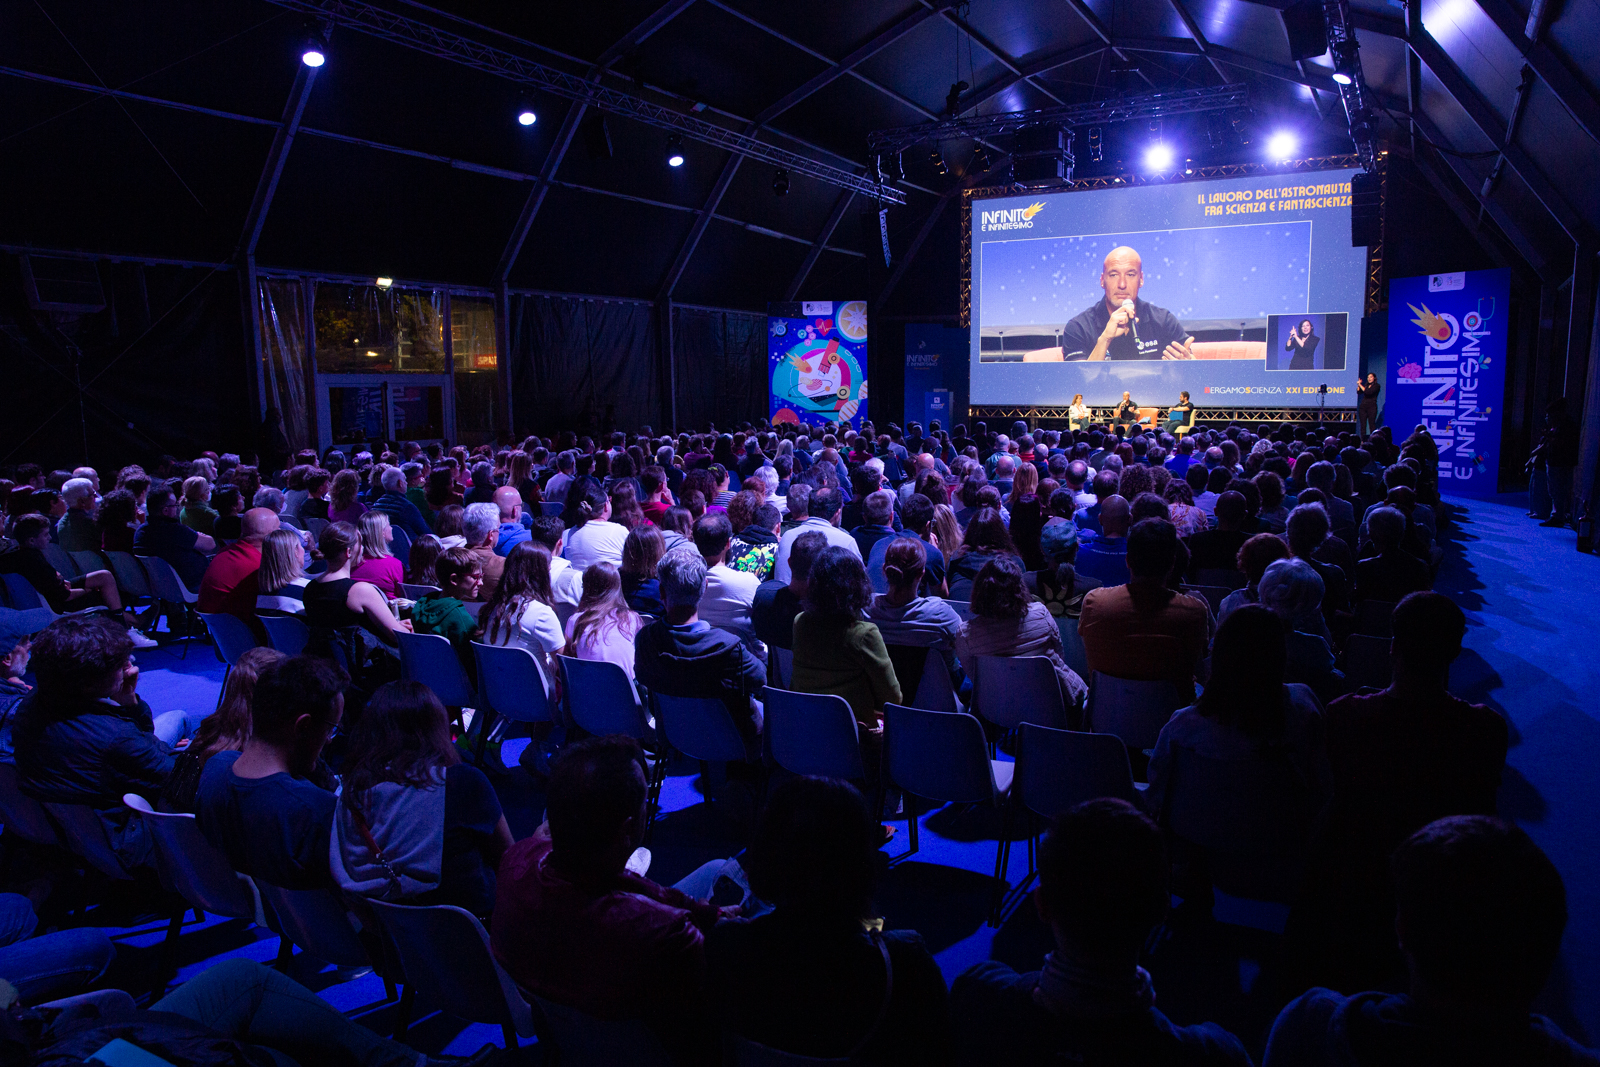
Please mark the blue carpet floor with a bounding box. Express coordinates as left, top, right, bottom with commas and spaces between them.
98, 491, 1597, 1057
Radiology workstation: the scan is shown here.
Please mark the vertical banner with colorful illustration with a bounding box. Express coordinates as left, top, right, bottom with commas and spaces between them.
1386, 269, 1509, 497
767, 300, 869, 431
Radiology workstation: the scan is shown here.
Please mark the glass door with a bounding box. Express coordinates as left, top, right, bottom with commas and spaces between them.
317, 374, 453, 453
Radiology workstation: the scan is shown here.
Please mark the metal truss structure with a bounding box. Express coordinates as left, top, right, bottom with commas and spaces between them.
970, 406, 1358, 425
262, 0, 904, 204
1364, 153, 1388, 315
957, 154, 1366, 327
866, 84, 1250, 158
1323, 0, 1380, 174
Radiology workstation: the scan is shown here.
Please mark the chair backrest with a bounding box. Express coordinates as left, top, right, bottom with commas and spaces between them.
761, 687, 864, 779
402, 584, 441, 600
540, 501, 565, 516
1087, 673, 1187, 753
1184, 585, 1231, 617
0, 764, 61, 847
43, 802, 133, 880
472, 642, 555, 724
882, 643, 928, 707
389, 526, 413, 570
1163, 746, 1315, 898
769, 646, 794, 688
255, 882, 372, 967
198, 612, 261, 666
1342, 633, 1393, 691
942, 597, 974, 621
654, 693, 749, 764
105, 551, 153, 598
1353, 599, 1398, 638
558, 656, 650, 739
1057, 613, 1089, 679
396, 631, 476, 707
305, 517, 329, 540
139, 555, 198, 603
365, 899, 534, 1038
530, 993, 674, 1067
1, 574, 49, 614
1193, 567, 1246, 591
1017, 723, 1138, 818
972, 655, 1067, 730
123, 795, 260, 922
461, 600, 484, 621
258, 614, 310, 656
883, 703, 1000, 805
48, 544, 85, 578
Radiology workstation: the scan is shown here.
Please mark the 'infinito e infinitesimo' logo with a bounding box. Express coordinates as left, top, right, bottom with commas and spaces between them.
980, 202, 1046, 232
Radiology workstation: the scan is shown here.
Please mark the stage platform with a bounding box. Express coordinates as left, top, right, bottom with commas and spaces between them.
969, 405, 1357, 427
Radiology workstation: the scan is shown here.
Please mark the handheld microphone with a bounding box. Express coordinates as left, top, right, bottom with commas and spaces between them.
1120, 298, 1140, 344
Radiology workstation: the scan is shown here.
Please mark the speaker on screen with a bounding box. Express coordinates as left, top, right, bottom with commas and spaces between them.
1283, 0, 1329, 61
1351, 172, 1381, 246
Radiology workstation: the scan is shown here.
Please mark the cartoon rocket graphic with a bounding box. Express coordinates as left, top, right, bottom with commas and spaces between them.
1407, 303, 1452, 342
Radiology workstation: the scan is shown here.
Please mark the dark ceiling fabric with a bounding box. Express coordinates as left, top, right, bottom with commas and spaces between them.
0, 255, 252, 472
506, 294, 661, 437
671, 307, 768, 432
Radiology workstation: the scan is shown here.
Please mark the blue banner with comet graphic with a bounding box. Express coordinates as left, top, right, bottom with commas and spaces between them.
1386, 269, 1509, 497
767, 300, 869, 431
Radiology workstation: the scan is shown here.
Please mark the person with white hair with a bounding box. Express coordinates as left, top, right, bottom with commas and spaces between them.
56, 477, 101, 553
1355, 506, 1431, 604
1259, 557, 1344, 700
462, 502, 506, 601
369, 464, 430, 539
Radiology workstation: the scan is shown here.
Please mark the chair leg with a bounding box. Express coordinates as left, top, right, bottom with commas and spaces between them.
161, 907, 185, 977
383, 977, 397, 1003
906, 802, 920, 857
473, 708, 497, 768
274, 937, 294, 969
395, 986, 414, 1036
990, 800, 1014, 927
502, 1022, 518, 1049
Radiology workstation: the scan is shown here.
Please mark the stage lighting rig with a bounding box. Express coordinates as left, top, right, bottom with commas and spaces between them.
1088, 126, 1103, 163
1267, 130, 1298, 159
1324, 0, 1379, 171
301, 34, 327, 67
666, 134, 685, 168
1144, 142, 1175, 172
930, 145, 948, 175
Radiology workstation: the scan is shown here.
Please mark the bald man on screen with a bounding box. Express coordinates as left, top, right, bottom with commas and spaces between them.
1061, 246, 1194, 361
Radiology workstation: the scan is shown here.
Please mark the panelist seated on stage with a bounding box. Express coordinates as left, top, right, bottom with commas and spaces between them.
1061, 246, 1194, 362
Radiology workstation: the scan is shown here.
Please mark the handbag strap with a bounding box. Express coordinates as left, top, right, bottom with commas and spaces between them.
346, 795, 405, 897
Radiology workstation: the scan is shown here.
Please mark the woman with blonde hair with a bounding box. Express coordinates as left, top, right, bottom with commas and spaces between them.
179, 475, 217, 534
161, 647, 286, 811
329, 468, 368, 525
350, 511, 404, 598
564, 562, 643, 677
931, 502, 962, 560
256, 529, 311, 615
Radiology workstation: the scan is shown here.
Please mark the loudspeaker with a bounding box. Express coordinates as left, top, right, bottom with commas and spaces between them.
1283, 0, 1329, 61
1351, 172, 1382, 246
1012, 123, 1071, 184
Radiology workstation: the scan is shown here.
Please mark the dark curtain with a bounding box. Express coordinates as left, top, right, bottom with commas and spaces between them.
671, 306, 767, 432
507, 294, 661, 436
0, 255, 251, 472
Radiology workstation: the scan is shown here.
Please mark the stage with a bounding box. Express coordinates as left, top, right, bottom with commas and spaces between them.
968, 405, 1359, 428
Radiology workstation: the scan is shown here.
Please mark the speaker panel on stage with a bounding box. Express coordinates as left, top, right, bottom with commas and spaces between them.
1351, 172, 1381, 246
1283, 0, 1329, 61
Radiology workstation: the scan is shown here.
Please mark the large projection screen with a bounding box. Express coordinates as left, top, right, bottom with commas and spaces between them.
969, 167, 1364, 409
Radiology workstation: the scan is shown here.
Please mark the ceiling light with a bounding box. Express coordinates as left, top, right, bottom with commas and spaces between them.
301, 35, 326, 67
375, 277, 393, 289
773, 168, 790, 196
517, 108, 537, 126
1332, 70, 1353, 85
1144, 142, 1175, 172
1267, 131, 1298, 159
666, 134, 685, 168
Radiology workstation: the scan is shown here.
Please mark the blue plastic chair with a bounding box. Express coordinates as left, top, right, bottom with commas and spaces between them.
653, 693, 750, 765
139, 555, 202, 655
198, 612, 262, 674
1342, 633, 1392, 691
972, 655, 1069, 732
105, 551, 153, 599
1087, 672, 1189, 755
558, 655, 651, 739
471, 642, 555, 766
397, 631, 475, 707
389, 526, 413, 570
761, 686, 864, 779
258, 614, 310, 656
255, 882, 390, 994
1, 574, 52, 615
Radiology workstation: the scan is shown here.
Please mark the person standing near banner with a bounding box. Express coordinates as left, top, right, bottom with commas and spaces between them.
1540, 398, 1580, 529
1356, 373, 1381, 436
1060, 247, 1194, 362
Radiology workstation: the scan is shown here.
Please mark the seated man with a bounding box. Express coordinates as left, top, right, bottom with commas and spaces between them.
492, 735, 736, 1057
133, 483, 215, 591
1185, 490, 1251, 577
526, 515, 583, 611
952, 798, 1252, 1066
1074, 495, 1131, 586
12, 615, 175, 868
850, 489, 898, 562
368, 464, 430, 540
635, 550, 765, 741
55, 478, 101, 554
866, 493, 947, 596
1073, 471, 1119, 536
752, 530, 825, 653
197, 655, 344, 888
461, 503, 506, 601
410, 547, 483, 672
1265, 816, 1594, 1065
1079, 519, 1210, 692
492, 486, 531, 556
1286, 502, 1351, 626
694, 513, 762, 656
775, 487, 859, 584
197, 508, 278, 621
1354, 506, 1431, 604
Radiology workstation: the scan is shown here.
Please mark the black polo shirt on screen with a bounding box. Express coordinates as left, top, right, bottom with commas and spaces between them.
1061, 298, 1188, 361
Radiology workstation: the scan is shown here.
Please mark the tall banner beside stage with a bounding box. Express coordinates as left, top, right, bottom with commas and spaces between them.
1386, 269, 1509, 497
768, 300, 869, 431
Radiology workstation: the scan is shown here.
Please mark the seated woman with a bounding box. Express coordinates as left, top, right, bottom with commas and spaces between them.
433, 504, 467, 550
211, 486, 244, 541
179, 476, 217, 535
299, 468, 332, 522
303, 522, 411, 681
349, 511, 404, 599
564, 562, 644, 679
332, 681, 512, 919
328, 469, 368, 526
256, 529, 311, 615
1146, 604, 1332, 858
1258, 557, 1344, 701
620, 525, 667, 617
956, 555, 1087, 716
405, 533, 443, 589
97, 489, 138, 553
706, 776, 949, 1065
865, 538, 966, 703
1217, 533, 1290, 625
409, 548, 483, 672
1068, 393, 1091, 432
478, 542, 564, 666
160, 647, 285, 811
1007, 463, 1045, 572
1163, 481, 1208, 539
564, 482, 629, 569
947, 507, 1020, 586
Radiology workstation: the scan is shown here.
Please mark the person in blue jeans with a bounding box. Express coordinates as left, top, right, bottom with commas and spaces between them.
0, 893, 115, 1004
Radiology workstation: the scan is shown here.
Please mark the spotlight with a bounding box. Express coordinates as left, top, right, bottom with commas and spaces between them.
972, 143, 995, 172
1267, 131, 1298, 160
666, 134, 685, 168
1088, 126, 1103, 163
930, 145, 948, 176
1144, 142, 1175, 172
1332, 70, 1353, 85
375, 277, 393, 290
1184, 158, 1195, 175
1331, 37, 1359, 85
517, 107, 537, 127
301, 37, 326, 67
773, 168, 790, 196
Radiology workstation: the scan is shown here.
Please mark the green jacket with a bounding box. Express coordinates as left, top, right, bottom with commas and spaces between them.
789, 612, 902, 729
410, 593, 477, 659
405, 487, 435, 531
